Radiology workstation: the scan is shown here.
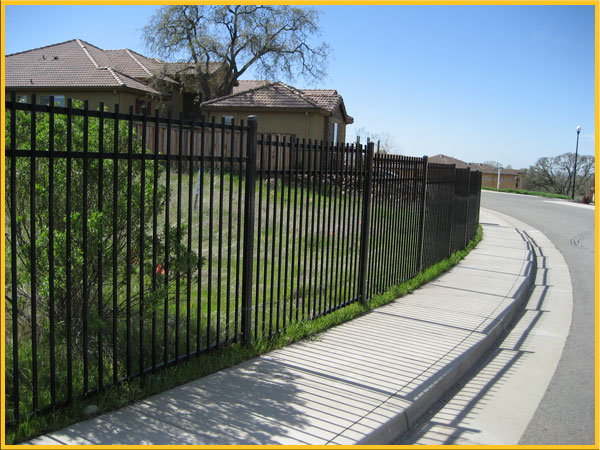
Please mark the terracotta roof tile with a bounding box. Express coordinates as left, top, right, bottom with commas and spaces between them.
302, 89, 340, 112
201, 82, 321, 110
7, 39, 114, 88
6, 39, 171, 95
202, 81, 353, 123
103, 49, 154, 78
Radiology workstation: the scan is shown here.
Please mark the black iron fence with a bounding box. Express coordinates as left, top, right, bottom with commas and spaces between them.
4, 96, 482, 424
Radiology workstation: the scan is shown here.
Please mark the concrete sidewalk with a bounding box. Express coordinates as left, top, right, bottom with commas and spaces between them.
28, 208, 537, 445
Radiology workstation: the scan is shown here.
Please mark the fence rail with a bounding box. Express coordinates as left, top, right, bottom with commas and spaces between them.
4, 96, 482, 425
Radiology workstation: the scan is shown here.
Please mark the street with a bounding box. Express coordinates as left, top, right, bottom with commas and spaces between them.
481, 190, 595, 444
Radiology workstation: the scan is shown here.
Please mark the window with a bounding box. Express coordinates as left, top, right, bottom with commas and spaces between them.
222, 116, 234, 126
17, 94, 27, 103
40, 95, 65, 107
332, 122, 339, 145
135, 99, 152, 114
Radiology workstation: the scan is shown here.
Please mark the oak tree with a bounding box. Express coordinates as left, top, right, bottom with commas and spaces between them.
143, 5, 329, 101
524, 152, 595, 196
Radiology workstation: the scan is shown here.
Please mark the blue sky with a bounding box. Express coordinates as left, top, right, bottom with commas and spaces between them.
3, 4, 596, 169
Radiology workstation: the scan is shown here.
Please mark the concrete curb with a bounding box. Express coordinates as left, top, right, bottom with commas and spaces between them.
358, 227, 539, 445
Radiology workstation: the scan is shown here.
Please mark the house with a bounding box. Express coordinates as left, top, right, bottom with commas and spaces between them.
428, 154, 525, 189
5, 39, 180, 114
199, 81, 354, 143
6, 39, 354, 144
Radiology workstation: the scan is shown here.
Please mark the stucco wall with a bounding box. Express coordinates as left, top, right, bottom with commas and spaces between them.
323, 106, 347, 144
481, 173, 520, 189
202, 110, 328, 142
6, 88, 187, 118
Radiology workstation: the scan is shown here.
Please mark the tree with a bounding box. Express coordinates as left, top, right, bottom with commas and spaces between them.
351, 127, 402, 154
483, 160, 503, 169
143, 5, 329, 102
524, 152, 595, 196
374, 132, 402, 154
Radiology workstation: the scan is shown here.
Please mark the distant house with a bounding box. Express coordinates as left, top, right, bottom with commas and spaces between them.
199, 81, 354, 143
429, 154, 525, 189
6, 39, 354, 145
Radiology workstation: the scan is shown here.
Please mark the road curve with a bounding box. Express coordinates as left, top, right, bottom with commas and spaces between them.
481, 190, 595, 445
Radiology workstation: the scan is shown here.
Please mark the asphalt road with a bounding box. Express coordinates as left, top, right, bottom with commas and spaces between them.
481, 190, 596, 445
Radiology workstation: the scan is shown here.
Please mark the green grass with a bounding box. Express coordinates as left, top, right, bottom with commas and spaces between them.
482, 186, 571, 199
5, 225, 482, 445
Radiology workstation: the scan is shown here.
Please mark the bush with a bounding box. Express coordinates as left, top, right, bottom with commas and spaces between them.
5, 102, 197, 422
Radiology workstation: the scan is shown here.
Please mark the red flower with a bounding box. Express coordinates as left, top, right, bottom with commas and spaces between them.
156, 264, 163, 274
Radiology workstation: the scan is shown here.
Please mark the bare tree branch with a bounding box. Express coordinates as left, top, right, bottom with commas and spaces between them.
143, 5, 329, 101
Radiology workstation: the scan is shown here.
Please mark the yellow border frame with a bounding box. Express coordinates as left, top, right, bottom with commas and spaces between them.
0, 1, 598, 449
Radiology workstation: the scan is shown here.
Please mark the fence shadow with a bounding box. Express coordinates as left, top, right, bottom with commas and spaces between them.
398, 237, 550, 445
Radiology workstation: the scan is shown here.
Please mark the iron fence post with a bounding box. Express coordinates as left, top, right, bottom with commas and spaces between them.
417, 155, 429, 272
358, 142, 374, 304
464, 168, 471, 247
475, 171, 482, 227
448, 164, 457, 258
241, 116, 258, 344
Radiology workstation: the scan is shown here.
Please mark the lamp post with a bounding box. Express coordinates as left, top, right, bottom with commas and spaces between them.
572, 125, 582, 200
496, 166, 501, 190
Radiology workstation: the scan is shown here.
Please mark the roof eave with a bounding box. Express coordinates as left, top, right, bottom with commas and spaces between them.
199, 105, 324, 113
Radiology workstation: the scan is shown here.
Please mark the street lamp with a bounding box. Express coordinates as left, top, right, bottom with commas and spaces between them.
572, 125, 582, 200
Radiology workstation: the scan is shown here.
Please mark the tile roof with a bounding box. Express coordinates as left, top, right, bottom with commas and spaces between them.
6, 39, 171, 95
201, 81, 353, 123
428, 154, 522, 175
201, 82, 317, 109
302, 89, 340, 112
103, 49, 156, 78
428, 154, 471, 169
303, 89, 353, 123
